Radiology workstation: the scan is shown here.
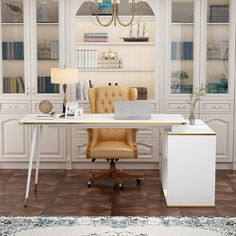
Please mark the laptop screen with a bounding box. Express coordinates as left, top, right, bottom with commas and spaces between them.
114, 100, 151, 120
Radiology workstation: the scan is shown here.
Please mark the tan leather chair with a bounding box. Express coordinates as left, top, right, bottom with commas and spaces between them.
86, 86, 143, 189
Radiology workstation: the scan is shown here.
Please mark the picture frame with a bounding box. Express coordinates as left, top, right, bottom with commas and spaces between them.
65, 102, 79, 118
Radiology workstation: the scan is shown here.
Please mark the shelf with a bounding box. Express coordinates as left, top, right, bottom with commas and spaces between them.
78, 69, 154, 72
3, 59, 24, 61
207, 22, 229, 25
172, 22, 194, 25
2, 22, 23, 25
75, 15, 155, 21
76, 42, 155, 46
37, 22, 59, 25
37, 59, 59, 61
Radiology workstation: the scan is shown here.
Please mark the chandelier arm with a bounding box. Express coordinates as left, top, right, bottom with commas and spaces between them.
94, 0, 115, 27
116, 0, 135, 27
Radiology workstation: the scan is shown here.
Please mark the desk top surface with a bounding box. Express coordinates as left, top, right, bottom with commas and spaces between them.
19, 113, 187, 126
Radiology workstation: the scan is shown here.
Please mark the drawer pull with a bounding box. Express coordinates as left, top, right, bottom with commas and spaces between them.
9, 105, 19, 109
177, 105, 186, 109
212, 105, 222, 109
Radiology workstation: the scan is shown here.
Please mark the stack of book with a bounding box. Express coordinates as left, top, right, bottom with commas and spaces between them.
171, 41, 193, 60
37, 112, 56, 120
76, 50, 98, 69
84, 33, 108, 42
2, 42, 24, 60
37, 76, 60, 94
97, 59, 122, 69
208, 5, 229, 23
3, 76, 25, 93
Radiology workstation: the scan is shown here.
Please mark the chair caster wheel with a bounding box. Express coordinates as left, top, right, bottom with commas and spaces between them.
118, 183, 123, 190
136, 178, 141, 184
88, 181, 92, 188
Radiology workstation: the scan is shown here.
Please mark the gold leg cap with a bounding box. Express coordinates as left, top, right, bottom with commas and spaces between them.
34, 184, 37, 193
24, 198, 28, 208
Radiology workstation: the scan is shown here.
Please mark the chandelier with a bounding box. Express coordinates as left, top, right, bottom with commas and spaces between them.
88, 0, 146, 27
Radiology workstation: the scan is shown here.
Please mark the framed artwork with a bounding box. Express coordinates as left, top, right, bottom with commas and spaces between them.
65, 102, 83, 119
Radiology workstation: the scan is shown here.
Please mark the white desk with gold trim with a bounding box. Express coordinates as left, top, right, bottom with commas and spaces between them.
19, 114, 216, 207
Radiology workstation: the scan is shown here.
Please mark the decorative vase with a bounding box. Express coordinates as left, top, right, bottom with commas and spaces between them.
189, 107, 195, 125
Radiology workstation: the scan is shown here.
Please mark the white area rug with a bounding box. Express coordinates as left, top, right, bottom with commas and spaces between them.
0, 216, 235, 236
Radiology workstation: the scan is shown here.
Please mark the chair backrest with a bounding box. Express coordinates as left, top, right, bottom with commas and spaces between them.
88, 86, 137, 141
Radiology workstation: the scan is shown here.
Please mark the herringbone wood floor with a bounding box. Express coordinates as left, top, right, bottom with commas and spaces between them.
0, 169, 235, 216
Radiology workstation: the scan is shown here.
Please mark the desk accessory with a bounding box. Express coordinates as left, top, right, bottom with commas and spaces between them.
36, 111, 56, 120
39, 100, 53, 113
65, 102, 79, 118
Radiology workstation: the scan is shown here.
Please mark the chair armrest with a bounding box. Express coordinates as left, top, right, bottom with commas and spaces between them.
86, 128, 99, 159
126, 129, 137, 159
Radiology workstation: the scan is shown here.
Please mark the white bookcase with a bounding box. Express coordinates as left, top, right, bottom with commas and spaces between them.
0, 0, 67, 167
0, 0, 235, 169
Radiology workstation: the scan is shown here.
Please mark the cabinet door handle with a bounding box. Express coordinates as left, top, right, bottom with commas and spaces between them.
32, 87, 35, 95
9, 105, 19, 109
26, 87, 30, 95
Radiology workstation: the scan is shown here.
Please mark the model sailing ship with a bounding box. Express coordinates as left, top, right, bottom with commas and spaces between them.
120, 20, 149, 42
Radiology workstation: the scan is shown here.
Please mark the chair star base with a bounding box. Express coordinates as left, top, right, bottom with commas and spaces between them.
88, 159, 143, 189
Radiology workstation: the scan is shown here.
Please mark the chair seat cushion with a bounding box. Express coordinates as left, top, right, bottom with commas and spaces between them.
90, 141, 134, 159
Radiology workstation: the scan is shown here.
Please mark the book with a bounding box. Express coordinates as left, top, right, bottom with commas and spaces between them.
37, 112, 56, 120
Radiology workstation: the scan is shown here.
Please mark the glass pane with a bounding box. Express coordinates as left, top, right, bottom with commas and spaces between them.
206, 0, 229, 94
36, 0, 59, 94
171, 0, 194, 94
1, 0, 25, 94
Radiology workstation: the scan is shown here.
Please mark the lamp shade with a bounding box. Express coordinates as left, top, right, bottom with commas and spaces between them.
51, 68, 78, 84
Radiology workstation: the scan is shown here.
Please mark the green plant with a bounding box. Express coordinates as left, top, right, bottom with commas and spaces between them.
171, 70, 189, 87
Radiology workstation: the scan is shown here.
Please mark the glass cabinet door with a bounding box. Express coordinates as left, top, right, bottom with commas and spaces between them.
1, 0, 25, 94
170, 0, 194, 95
206, 0, 229, 94
36, 0, 59, 95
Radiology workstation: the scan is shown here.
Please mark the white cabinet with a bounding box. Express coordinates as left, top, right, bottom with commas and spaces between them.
0, 114, 30, 162
160, 123, 216, 206
200, 114, 233, 162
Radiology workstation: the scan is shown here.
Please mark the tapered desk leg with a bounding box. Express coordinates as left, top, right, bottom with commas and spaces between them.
34, 125, 42, 193
24, 126, 38, 208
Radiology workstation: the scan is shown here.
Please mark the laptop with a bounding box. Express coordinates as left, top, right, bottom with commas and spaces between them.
114, 100, 151, 120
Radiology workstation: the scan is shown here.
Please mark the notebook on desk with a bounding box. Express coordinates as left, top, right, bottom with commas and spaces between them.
114, 100, 151, 120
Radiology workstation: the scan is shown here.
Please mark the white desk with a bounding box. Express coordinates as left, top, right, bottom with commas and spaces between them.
19, 114, 216, 207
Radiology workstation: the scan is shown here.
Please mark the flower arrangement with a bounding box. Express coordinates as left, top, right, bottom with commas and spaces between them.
187, 85, 206, 124
188, 85, 206, 109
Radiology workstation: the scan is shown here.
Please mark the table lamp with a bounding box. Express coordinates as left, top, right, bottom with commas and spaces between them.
51, 67, 78, 114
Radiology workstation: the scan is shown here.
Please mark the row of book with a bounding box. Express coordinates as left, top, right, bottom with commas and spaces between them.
207, 41, 228, 60
37, 41, 59, 60
208, 5, 229, 23
2, 42, 24, 60
76, 81, 91, 100
37, 76, 59, 94
3, 76, 25, 93
76, 50, 98, 69
171, 42, 193, 60
84, 33, 108, 42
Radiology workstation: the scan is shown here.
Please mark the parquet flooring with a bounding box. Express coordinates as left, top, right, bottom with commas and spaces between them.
0, 169, 235, 216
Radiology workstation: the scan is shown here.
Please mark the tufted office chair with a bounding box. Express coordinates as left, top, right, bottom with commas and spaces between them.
86, 86, 143, 189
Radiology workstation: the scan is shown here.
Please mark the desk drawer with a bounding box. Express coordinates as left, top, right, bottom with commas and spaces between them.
32, 101, 63, 113
0, 102, 30, 113
165, 102, 192, 113
200, 102, 233, 113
